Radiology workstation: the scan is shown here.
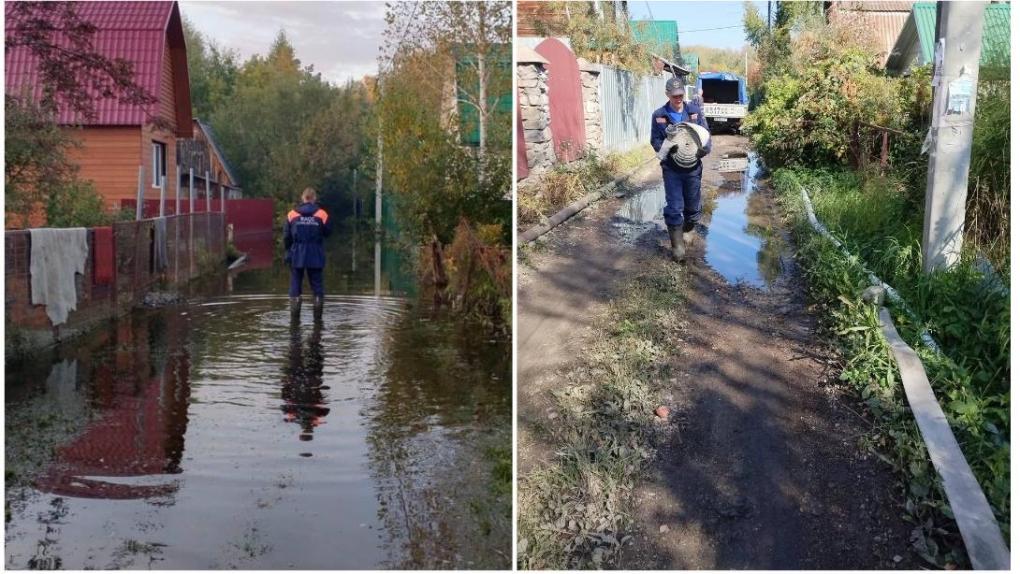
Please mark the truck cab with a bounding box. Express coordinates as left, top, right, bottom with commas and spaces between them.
697, 72, 749, 133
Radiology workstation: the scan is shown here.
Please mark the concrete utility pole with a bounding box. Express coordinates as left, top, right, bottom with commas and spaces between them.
921, 1, 986, 272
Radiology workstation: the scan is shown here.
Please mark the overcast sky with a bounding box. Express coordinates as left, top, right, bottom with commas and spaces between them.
179, 1, 387, 86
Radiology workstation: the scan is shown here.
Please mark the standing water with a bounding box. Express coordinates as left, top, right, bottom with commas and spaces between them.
613, 152, 784, 288
5, 227, 511, 569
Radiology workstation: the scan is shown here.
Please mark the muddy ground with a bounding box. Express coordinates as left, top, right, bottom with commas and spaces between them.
517, 135, 920, 569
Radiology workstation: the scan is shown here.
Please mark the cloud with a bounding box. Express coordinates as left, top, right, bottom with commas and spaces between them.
179, 1, 386, 84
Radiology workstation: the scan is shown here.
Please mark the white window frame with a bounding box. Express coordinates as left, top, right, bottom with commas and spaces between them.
152, 141, 167, 188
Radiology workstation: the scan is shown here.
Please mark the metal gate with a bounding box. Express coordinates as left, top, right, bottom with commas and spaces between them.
535, 38, 585, 162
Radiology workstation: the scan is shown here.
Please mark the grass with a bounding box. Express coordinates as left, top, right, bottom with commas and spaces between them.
517, 258, 689, 569
517, 146, 654, 231
770, 167, 1009, 568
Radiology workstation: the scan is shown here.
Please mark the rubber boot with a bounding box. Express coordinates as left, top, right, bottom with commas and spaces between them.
312, 296, 324, 321
667, 225, 686, 263
682, 220, 697, 246
290, 296, 302, 317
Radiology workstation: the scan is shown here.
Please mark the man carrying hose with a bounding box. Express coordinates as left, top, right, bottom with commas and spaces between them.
650, 76, 712, 262
284, 187, 332, 318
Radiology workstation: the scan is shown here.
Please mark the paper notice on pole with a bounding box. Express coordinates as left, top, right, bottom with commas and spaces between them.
946, 75, 975, 115
931, 39, 945, 87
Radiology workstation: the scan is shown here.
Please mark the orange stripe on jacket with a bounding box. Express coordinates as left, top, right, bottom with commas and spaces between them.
314, 209, 328, 224
287, 210, 300, 222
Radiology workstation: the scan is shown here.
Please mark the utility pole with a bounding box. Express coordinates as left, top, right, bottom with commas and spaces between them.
921, 1, 986, 272
767, 1, 772, 31
352, 168, 358, 219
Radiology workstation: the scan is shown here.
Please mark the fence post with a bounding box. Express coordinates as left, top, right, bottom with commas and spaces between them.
159, 175, 166, 217
189, 168, 195, 214
136, 166, 144, 220
205, 171, 211, 213
175, 165, 181, 215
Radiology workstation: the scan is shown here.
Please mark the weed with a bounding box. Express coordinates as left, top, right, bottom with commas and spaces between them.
518, 259, 688, 569
772, 167, 1009, 568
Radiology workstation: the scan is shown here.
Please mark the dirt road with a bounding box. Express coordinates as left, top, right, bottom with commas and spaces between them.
518, 135, 919, 569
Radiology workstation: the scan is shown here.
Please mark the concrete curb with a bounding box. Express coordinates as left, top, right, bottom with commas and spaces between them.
518, 157, 657, 245
878, 309, 1009, 570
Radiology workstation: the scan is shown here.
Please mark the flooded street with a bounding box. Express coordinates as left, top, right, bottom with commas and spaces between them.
5, 228, 511, 570
612, 151, 785, 288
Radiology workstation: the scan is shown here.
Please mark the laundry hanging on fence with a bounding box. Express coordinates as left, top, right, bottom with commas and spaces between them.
29, 227, 89, 326
154, 217, 168, 272
93, 226, 115, 285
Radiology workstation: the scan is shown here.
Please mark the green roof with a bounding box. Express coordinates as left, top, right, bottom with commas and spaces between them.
913, 2, 1010, 67
682, 53, 699, 71
629, 20, 680, 60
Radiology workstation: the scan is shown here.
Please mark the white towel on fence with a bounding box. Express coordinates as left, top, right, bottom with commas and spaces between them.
29, 227, 89, 326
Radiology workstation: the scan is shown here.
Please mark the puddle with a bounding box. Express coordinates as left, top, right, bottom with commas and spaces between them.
612, 152, 785, 288
5, 228, 511, 569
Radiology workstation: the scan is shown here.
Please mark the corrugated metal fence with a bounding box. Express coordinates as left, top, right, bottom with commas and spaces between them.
599, 65, 667, 154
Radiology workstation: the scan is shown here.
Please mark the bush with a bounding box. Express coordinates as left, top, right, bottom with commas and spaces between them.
45, 180, 116, 228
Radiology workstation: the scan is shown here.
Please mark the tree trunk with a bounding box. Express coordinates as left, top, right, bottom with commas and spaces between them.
431, 235, 449, 305
477, 4, 487, 165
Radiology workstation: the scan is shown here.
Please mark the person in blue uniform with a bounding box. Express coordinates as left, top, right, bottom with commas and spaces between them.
650, 77, 711, 262
284, 187, 332, 317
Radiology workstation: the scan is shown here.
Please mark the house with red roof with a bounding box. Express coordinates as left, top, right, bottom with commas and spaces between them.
5, 1, 193, 220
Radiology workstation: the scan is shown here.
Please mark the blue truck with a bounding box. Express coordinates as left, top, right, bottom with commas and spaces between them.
695, 72, 748, 133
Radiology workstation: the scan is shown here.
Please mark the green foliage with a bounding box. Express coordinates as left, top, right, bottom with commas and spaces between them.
186, 27, 372, 220
742, 19, 899, 168
45, 180, 114, 228
5, 95, 118, 228
380, 3, 511, 248
182, 18, 240, 121
536, 2, 657, 73
679, 44, 748, 76
966, 67, 1010, 270
771, 168, 1010, 566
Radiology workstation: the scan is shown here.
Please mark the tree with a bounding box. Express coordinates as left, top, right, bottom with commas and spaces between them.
187, 27, 370, 220
183, 17, 240, 120
383, 1, 511, 161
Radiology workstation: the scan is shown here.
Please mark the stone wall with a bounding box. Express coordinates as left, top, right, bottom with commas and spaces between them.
517, 62, 555, 175
5, 213, 226, 353
578, 59, 603, 152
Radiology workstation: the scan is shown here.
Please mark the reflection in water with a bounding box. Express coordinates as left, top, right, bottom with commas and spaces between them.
612, 152, 786, 288
6, 222, 510, 569
34, 313, 192, 500
366, 309, 512, 569
280, 317, 329, 441
703, 152, 785, 288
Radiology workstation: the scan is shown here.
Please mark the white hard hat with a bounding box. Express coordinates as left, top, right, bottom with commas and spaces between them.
670, 122, 711, 168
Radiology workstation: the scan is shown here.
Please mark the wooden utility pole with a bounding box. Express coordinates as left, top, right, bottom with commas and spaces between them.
922, 1, 986, 272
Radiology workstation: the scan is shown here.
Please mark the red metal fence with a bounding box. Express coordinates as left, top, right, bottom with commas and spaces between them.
120, 198, 275, 236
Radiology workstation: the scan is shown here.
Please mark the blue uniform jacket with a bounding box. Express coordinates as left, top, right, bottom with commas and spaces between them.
650, 101, 712, 168
284, 202, 332, 268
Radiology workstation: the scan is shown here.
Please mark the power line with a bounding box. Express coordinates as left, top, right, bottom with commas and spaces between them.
677, 24, 744, 33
